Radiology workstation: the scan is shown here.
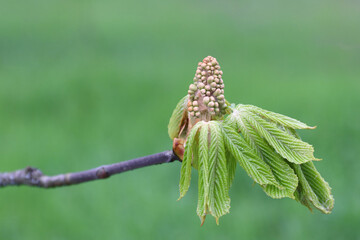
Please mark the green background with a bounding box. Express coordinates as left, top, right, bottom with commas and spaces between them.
1, 1, 359, 239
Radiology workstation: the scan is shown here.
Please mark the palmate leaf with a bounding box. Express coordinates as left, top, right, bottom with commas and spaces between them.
177, 101, 333, 224
221, 123, 280, 187
168, 95, 188, 140
234, 105, 317, 164
225, 114, 298, 199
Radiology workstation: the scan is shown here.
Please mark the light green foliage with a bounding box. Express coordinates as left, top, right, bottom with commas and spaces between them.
179, 121, 204, 199
284, 127, 334, 213
240, 105, 315, 130
226, 113, 298, 199
236, 105, 317, 164
292, 162, 334, 214
174, 102, 334, 225
180, 121, 231, 225
168, 95, 188, 140
208, 122, 230, 224
196, 124, 210, 223
222, 124, 280, 187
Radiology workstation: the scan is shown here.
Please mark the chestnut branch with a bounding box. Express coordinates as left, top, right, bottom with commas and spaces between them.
0, 150, 180, 188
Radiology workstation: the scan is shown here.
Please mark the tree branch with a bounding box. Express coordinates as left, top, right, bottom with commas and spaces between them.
0, 150, 180, 188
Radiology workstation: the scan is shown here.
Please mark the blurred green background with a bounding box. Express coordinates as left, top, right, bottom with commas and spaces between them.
0, 0, 359, 239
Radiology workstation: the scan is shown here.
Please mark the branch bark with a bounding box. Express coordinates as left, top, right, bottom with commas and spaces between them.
0, 150, 180, 188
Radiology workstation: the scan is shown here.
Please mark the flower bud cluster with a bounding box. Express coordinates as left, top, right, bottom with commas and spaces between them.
187, 56, 226, 118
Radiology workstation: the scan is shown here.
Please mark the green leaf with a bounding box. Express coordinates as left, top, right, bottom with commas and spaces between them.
284, 127, 334, 213
292, 162, 334, 214
197, 123, 210, 224
168, 95, 188, 140
240, 104, 315, 129
191, 134, 200, 170
221, 123, 280, 187
230, 116, 298, 199
226, 150, 237, 189
237, 106, 316, 164
179, 121, 203, 199
208, 122, 230, 224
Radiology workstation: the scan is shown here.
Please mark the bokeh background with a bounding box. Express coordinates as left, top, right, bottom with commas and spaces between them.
1, 1, 359, 239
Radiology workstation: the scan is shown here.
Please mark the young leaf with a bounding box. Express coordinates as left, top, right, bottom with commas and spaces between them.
191, 135, 200, 170
197, 123, 210, 224
179, 121, 203, 199
221, 123, 280, 187
230, 116, 298, 199
208, 122, 230, 224
226, 150, 237, 189
238, 106, 316, 164
168, 95, 188, 140
240, 104, 315, 130
284, 127, 334, 213
292, 162, 334, 214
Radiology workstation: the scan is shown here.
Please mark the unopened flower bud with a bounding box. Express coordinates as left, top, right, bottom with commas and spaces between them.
189, 84, 197, 91
203, 96, 210, 104
189, 56, 226, 119
213, 89, 221, 96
